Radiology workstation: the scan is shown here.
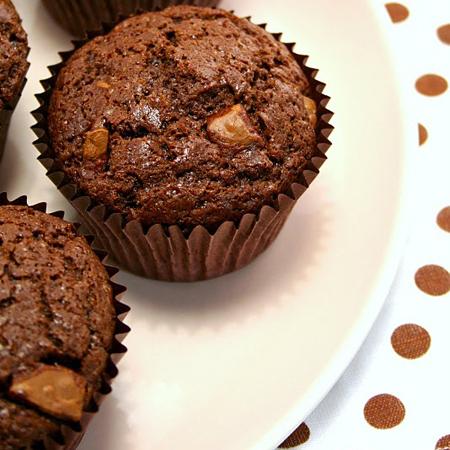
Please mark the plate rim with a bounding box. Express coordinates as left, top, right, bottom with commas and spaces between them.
253, 2, 418, 448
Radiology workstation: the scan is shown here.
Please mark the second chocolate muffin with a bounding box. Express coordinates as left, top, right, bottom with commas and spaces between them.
48, 6, 316, 230
42, 0, 219, 37
0, 200, 128, 448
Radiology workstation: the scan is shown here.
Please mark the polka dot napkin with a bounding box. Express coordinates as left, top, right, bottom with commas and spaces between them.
277, 0, 450, 448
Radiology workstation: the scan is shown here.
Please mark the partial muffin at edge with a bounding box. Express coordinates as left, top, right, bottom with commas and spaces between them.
42, 0, 220, 37
0, 205, 115, 449
0, 0, 28, 109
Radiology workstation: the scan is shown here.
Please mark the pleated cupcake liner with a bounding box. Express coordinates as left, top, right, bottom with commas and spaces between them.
32, 13, 334, 282
0, 192, 130, 450
42, 0, 220, 36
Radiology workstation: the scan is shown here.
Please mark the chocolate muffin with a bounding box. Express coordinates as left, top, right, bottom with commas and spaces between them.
48, 6, 316, 229
39, 5, 332, 281
42, 0, 219, 37
0, 0, 28, 156
0, 204, 122, 448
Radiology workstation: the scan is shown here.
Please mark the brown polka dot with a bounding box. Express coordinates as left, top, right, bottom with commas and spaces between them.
437, 207, 450, 232
279, 423, 310, 448
418, 123, 428, 145
416, 74, 448, 96
391, 324, 431, 359
437, 24, 450, 44
385, 3, 409, 23
415, 265, 450, 296
436, 435, 450, 449
364, 394, 405, 429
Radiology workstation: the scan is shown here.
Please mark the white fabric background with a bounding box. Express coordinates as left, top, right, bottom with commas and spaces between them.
290, 1, 450, 448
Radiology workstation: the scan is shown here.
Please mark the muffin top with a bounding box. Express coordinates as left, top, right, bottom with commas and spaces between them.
0, 0, 28, 108
0, 205, 115, 449
48, 6, 316, 230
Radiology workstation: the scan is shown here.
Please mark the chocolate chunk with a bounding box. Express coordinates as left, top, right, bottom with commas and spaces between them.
9, 365, 87, 422
83, 128, 109, 160
302, 95, 317, 127
96, 80, 111, 89
207, 104, 263, 148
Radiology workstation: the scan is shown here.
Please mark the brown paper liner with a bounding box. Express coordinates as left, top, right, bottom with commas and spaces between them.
32, 16, 333, 282
0, 192, 130, 449
42, 0, 220, 36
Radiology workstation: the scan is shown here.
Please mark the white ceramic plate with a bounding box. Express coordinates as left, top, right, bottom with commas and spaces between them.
1, 1, 412, 449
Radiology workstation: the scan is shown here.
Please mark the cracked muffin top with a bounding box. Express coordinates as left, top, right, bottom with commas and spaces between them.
0, 205, 115, 449
48, 5, 317, 230
0, 0, 28, 109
